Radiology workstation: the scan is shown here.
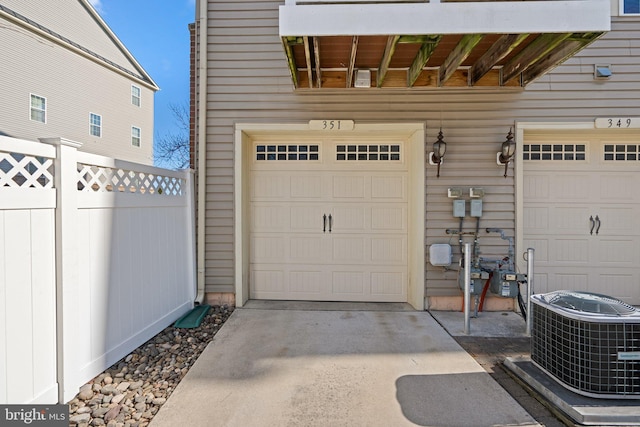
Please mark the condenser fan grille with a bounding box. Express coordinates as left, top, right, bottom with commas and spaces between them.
531, 292, 640, 399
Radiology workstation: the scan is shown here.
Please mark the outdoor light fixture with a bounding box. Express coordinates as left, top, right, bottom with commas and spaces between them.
429, 129, 447, 178
497, 128, 515, 178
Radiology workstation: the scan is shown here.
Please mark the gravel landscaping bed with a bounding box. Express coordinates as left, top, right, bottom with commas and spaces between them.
68, 305, 234, 427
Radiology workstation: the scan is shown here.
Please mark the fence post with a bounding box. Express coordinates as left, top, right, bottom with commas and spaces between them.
40, 137, 82, 403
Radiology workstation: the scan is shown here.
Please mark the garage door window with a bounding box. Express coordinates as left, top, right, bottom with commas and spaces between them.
256, 144, 319, 161
523, 144, 586, 161
604, 144, 638, 161
336, 144, 401, 161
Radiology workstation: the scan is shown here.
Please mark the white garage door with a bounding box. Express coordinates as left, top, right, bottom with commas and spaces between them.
523, 134, 640, 305
249, 139, 408, 302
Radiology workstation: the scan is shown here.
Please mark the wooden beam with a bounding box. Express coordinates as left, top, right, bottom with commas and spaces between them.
501, 33, 571, 85
303, 36, 313, 88
281, 37, 299, 88
407, 35, 441, 87
521, 32, 603, 85
438, 34, 483, 86
313, 37, 322, 88
468, 34, 528, 86
377, 35, 400, 88
346, 36, 359, 88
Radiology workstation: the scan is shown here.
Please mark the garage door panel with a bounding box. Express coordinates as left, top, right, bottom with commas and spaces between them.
291, 175, 323, 199
550, 174, 592, 202
523, 174, 550, 201
289, 236, 324, 263
332, 175, 365, 199
371, 272, 405, 296
372, 207, 406, 231
371, 175, 406, 200
594, 272, 637, 303
251, 236, 287, 262
523, 239, 548, 263
551, 238, 589, 263
252, 205, 290, 231
251, 173, 289, 200
290, 206, 325, 231
289, 271, 324, 294
330, 206, 366, 231
523, 207, 549, 233
251, 270, 285, 294
332, 272, 365, 295
598, 238, 636, 265
596, 207, 637, 234
371, 237, 406, 264
598, 174, 635, 202
332, 237, 366, 262
551, 207, 592, 234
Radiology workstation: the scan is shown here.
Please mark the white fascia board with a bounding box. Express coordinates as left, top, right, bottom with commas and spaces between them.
279, 1, 611, 37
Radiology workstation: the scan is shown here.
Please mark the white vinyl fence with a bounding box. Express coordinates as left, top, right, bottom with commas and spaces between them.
0, 136, 195, 404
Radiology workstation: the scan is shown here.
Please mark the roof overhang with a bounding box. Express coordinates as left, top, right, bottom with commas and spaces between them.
279, 0, 611, 89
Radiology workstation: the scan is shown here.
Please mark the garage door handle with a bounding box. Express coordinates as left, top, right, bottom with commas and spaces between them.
595, 215, 601, 235
323, 214, 327, 233
328, 214, 333, 233
589, 216, 595, 235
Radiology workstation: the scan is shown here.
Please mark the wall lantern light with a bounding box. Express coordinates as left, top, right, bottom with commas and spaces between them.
429, 129, 447, 178
497, 128, 515, 178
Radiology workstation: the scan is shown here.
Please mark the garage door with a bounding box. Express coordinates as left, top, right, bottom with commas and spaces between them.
523, 133, 640, 304
249, 139, 408, 302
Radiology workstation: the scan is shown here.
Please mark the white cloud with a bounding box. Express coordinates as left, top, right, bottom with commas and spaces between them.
88, 0, 104, 14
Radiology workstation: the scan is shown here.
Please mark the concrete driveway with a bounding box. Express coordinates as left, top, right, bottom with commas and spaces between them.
150, 303, 539, 427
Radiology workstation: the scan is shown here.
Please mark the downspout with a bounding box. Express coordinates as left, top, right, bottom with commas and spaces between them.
195, 0, 208, 304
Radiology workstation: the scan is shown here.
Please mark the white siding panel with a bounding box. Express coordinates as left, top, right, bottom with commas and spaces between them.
203, 2, 640, 297
1, 0, 141, 74
0, 19, 154, 164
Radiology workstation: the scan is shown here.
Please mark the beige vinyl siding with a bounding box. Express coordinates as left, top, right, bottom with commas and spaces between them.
0, 18, 154, 164
202, 1, 640, 297
1, 0, 142, 76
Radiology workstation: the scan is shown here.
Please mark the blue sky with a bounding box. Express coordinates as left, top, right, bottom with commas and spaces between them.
89, 0, 195, 164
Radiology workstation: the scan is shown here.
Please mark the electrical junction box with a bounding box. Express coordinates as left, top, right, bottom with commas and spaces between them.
429, 244, 452, 266
470, 199, 483, 217
458, 268, 490, 295
453, 199, 466, 217
490, 271, 526, 298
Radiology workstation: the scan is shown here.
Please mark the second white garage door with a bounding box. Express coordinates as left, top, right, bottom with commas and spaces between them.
523, 132, 640, 305
249, 138, 408, 302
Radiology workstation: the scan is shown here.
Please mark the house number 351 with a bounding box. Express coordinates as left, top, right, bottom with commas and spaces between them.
309, 120, 355, 131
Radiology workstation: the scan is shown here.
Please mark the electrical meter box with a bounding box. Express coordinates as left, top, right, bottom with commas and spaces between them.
470, 199, 483, 217
453, 199, 466, 217
490, 271, 526, 298
458, 268, 490, 295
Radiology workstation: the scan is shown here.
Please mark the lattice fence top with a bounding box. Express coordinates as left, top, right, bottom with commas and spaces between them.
77, 164, 185, 196
0, 151, 54, 188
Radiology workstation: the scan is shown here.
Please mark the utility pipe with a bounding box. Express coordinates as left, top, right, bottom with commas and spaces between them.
526, 248, 535, 336
464, 243, 471, 335
195, 0, 208, 304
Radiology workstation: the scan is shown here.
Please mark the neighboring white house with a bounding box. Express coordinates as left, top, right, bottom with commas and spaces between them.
0, 0, 158, 165
192, 0, 640, 310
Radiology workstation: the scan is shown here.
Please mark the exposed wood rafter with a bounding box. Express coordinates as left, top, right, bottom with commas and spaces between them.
521, 32, 603, 85
377, 35, 400, 88
346, 36, 359, 88
468, 34, 528, 86
313, 37, 322, 88
303, 36, 313, 88
281, 36, 299, 88
439, 34, 483, 86
501, 33, 572, 85
408, 35, 442, 87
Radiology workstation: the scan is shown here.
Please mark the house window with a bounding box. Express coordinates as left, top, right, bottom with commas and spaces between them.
89, 113, 102, 137
621, 0, 640, 14
131, 85, 141, 107
131, 126, 141, 147
30, 94, 46, 123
